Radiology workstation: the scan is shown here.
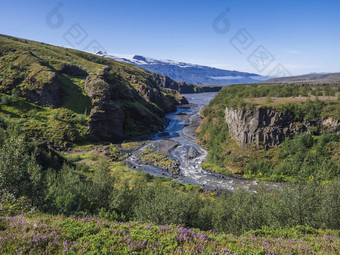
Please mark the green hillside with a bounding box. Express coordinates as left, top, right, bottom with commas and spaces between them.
198, 82, 340, 182
1, 213, 339, 254
0, 34, 186, 146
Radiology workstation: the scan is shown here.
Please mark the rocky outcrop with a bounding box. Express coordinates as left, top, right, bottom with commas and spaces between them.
85, 73, 113, 100
84, 66, 188, 142
58, 63, 88, 77
225, 107, 301, 148
141, 76, 189, 114
25, 72, 62, 108
85, 70, 124, 142
138, 83, 177, 113
88, 101, 124, 142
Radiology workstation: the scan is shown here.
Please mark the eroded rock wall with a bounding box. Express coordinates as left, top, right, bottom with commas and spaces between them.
225, 107, 298, 147
225, 106, 340, 148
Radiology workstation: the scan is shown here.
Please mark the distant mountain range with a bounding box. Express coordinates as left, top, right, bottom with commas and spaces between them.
97, 53, 266, 85
265, 72, 340, 83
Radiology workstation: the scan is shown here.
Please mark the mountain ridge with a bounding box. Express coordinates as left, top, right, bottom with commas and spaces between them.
98, 53, 266, 85
265, 72, 340, 83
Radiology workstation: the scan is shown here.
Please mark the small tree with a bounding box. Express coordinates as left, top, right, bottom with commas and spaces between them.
92, 159, 114, 209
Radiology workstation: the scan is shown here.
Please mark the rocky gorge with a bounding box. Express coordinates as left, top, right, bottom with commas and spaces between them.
125, 93, 281, 192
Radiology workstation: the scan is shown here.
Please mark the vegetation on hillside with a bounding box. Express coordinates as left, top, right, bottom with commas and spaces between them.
1, 214, 339, 254
0, 88, 338, 253
198, 83, 340, 181
1, 127, 339, 232
0, 92, 88, 147
0, 34, 185, 145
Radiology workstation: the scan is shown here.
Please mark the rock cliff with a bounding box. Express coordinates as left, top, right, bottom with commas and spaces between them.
225, 107, 340, 148
224, 107, 300, 148
85, 69, 125, 141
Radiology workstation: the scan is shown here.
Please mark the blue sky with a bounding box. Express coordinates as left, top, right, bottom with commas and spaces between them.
1, 0, 339, 75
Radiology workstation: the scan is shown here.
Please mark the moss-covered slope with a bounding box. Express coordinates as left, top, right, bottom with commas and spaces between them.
0, 34, 187, 145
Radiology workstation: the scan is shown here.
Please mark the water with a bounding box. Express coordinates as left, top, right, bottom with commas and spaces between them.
126, 93, 280, 192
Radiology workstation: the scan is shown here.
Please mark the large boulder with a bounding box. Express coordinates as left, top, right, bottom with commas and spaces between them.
158, 140, 180, 155
188, 147, 200, 159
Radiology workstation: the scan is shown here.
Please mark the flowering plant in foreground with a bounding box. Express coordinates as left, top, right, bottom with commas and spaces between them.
0, 214, 339, 254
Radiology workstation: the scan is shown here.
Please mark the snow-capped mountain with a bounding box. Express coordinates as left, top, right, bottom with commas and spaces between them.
97, 53, 266, 85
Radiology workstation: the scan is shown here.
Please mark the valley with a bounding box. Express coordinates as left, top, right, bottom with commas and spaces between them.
0, 33, 339, 254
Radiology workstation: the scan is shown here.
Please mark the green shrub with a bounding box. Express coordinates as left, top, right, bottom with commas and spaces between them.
45, 165, 94, 214
1, 95, 11, 105
0, 192, 31, 216
0, 135, 42, 199
10, 88, 19, 101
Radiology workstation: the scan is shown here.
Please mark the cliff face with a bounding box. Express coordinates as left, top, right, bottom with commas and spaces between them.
84, 68, 125, 141
225, 107, 300, 148
225, 107, 340, 148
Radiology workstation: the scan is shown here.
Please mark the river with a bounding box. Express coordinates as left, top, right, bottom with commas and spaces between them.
126, 93, 281, 192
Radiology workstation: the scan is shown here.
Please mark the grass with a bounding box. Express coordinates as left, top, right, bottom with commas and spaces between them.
57, 74, 91, 115
121, 141, 142, 151
0, 94, 89, 147
0, 93, 51, 118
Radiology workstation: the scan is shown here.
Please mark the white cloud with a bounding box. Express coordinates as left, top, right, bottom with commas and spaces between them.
286, 50, 300, 54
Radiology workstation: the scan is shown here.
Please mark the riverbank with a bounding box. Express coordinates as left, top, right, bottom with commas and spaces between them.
124, 93, 282, 193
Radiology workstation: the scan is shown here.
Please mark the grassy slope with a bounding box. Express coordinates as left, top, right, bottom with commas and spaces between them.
0, 34, 183, 144
0, 214, 338, 254
197, 83, 340, 181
